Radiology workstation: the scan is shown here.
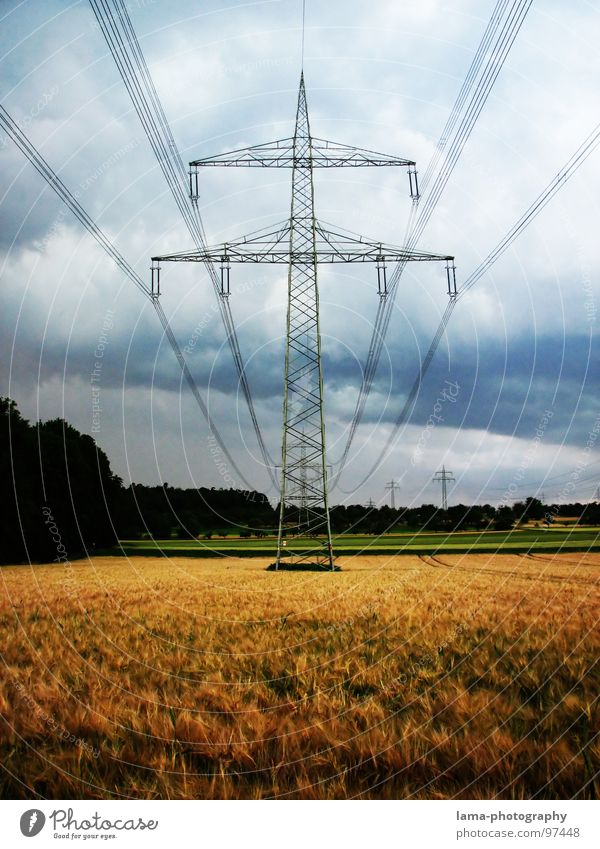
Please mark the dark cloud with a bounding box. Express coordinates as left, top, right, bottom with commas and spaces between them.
1, 0, 599, 496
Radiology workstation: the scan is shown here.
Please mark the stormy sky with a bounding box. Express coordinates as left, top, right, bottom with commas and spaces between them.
1, 0, 599, 508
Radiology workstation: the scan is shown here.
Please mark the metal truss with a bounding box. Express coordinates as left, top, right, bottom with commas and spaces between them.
154, 219, 453, 267
189, 138, 420, 198
153, 72, 454, 571
274, 75, 333, 569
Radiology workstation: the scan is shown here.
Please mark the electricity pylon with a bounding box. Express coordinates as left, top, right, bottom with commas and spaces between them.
153, 74, 455, 570
385, 480, 401, 510
433, 464, 455, 511
278, 76, 332, 567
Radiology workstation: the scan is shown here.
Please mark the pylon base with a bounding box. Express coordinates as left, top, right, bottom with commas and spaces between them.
266, 562, 341, 572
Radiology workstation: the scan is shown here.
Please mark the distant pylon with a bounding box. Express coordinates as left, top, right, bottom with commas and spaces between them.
433, 465, 455, 511
385, 480, 400, 510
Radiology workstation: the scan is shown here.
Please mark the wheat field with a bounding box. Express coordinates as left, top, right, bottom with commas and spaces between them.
0, 552, 598, 799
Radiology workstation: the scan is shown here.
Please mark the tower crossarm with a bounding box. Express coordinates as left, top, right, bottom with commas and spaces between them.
153, 220, 453, 266
189, 136, 420, 199
190, 137, 415, 169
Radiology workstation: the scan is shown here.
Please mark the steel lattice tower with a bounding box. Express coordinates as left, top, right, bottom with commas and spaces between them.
152, 74, 456, 570
278, 74, 333, 568
433, 465, 455, 511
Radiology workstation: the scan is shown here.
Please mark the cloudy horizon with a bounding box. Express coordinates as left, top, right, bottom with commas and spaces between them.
1, 0, 598, 509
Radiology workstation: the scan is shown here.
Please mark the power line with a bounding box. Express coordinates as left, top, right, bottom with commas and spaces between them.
412, 0, 533, 246
458, 119, 600, 299
89, 0, 277, 487
341, 299, 456, 491
0, 102, 256, 492
0, 104, 149, 300
348, 116, 600, 488
420, 0, 511, 193
334, 0, 533, 486
489, 471, 600, 494
301, 0, 306, 69
363, 0, 533, 414
485, 458, 600, 491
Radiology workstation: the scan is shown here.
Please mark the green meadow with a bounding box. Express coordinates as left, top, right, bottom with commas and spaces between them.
109, 526, 600, 558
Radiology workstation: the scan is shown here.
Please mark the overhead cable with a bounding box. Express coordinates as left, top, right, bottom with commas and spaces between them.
334, 0, 533, 485
89, 0, 277, 485
0, 102, 256, 491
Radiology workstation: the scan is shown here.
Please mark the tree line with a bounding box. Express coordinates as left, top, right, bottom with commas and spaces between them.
0, 398, 273, 563
1, 397, 598, 563
1, 398, 122, 564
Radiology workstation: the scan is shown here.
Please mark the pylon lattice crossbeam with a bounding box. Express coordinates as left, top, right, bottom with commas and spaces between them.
154, 220, 453, 266
189, 137, 418, 171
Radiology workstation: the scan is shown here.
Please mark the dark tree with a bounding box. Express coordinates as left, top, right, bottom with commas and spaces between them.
513, 497, 544, 523
494, 506, 514, 530
0, 398, 122, 563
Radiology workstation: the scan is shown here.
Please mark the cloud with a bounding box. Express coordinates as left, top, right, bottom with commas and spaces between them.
1, 0, 598, 504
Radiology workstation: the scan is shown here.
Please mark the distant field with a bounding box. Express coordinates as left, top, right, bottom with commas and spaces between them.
111, 526, 600, 557
0, 552, 598, 799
